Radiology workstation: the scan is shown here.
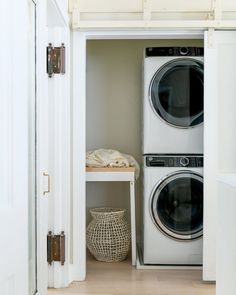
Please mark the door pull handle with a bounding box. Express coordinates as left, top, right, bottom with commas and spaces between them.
43, 172, 51, 195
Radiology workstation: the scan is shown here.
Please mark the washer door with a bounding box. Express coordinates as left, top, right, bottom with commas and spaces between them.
151, 171, 203, 240
150, 59, 204, 128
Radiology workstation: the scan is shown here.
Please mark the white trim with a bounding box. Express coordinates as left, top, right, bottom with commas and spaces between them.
72, 20, 236, 30
84, 30, 204, 40
203, 30, 218, 282
71, 31, 87, 282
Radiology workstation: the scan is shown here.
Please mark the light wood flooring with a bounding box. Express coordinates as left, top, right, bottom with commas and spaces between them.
48, 255, 215, 295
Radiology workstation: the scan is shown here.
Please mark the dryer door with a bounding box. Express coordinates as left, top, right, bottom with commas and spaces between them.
151, 171, 203, 240
150, 59, 204, 128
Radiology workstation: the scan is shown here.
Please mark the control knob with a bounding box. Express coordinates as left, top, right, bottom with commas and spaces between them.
179, 47, 189, 56
180, 157, 189, 167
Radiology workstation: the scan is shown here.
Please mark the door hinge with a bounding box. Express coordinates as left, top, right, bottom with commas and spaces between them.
47, 43, 65, 78
47, 231, 65, 265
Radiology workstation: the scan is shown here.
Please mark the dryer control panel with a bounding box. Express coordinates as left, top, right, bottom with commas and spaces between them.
146, 47, 204, 57
145, 155, 203, 168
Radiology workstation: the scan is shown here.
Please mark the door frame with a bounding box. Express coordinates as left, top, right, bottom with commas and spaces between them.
35, 0, 72, 291
72, 29, 205, 282
44, 0, 71, 290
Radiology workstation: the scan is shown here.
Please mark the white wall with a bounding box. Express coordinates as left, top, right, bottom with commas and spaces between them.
217, 180, 236, 295
203, 31, 236, 282
86, 39, 203, 238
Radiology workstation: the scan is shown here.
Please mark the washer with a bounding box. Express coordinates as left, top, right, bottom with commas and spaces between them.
143, 154, 203, 265
143, 47, 204, 154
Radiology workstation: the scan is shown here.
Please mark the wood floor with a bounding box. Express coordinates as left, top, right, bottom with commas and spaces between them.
48, 256, 216, 295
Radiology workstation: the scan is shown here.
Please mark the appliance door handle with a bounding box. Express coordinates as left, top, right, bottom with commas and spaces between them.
43, 172, 51, 195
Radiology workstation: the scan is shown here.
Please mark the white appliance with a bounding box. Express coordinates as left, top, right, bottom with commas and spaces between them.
143, 154, 203, 265
143, 47, 204, 154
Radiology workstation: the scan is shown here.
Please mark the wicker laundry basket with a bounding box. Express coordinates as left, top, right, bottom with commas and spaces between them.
86, 208, 131, 262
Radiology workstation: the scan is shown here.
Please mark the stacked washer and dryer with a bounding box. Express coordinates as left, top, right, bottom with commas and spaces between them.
142, 47, 204, 265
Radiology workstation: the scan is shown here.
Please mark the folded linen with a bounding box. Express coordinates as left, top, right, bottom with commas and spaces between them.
86, 149, 140, 179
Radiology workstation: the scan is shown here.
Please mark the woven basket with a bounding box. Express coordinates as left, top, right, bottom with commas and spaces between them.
86, 208, 131, 262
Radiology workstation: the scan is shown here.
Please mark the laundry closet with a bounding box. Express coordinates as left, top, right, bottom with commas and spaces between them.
86, 38, 203, 242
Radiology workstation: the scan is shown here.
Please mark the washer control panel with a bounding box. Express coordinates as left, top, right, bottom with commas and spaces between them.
146, 47, 204, 57
145, 155, 203, 167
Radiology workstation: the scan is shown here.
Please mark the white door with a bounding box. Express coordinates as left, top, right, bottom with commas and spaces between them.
204, 30, 236, 281
0, 0, 31, 294
0, 1, 49, 294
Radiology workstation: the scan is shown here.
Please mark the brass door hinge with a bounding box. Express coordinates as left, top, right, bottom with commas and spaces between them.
47, 43, 65, 78
47, 231, 65, 265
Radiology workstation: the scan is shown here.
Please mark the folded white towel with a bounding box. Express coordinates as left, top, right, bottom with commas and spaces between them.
86, 149, 140, 179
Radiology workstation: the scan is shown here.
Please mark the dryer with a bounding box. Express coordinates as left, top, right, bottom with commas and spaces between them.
143, 154, 203, 265
143, 47, 204, 154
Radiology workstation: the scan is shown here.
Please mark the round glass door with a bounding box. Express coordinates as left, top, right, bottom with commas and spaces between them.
151, 171, 203, 240
150, 59, 204, 128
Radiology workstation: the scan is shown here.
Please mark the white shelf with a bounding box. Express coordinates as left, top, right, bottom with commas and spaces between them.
86, 167, 135, 182
86, 167, 137, 266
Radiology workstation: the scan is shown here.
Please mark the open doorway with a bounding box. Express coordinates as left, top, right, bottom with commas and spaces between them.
85, 38, 204, 268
